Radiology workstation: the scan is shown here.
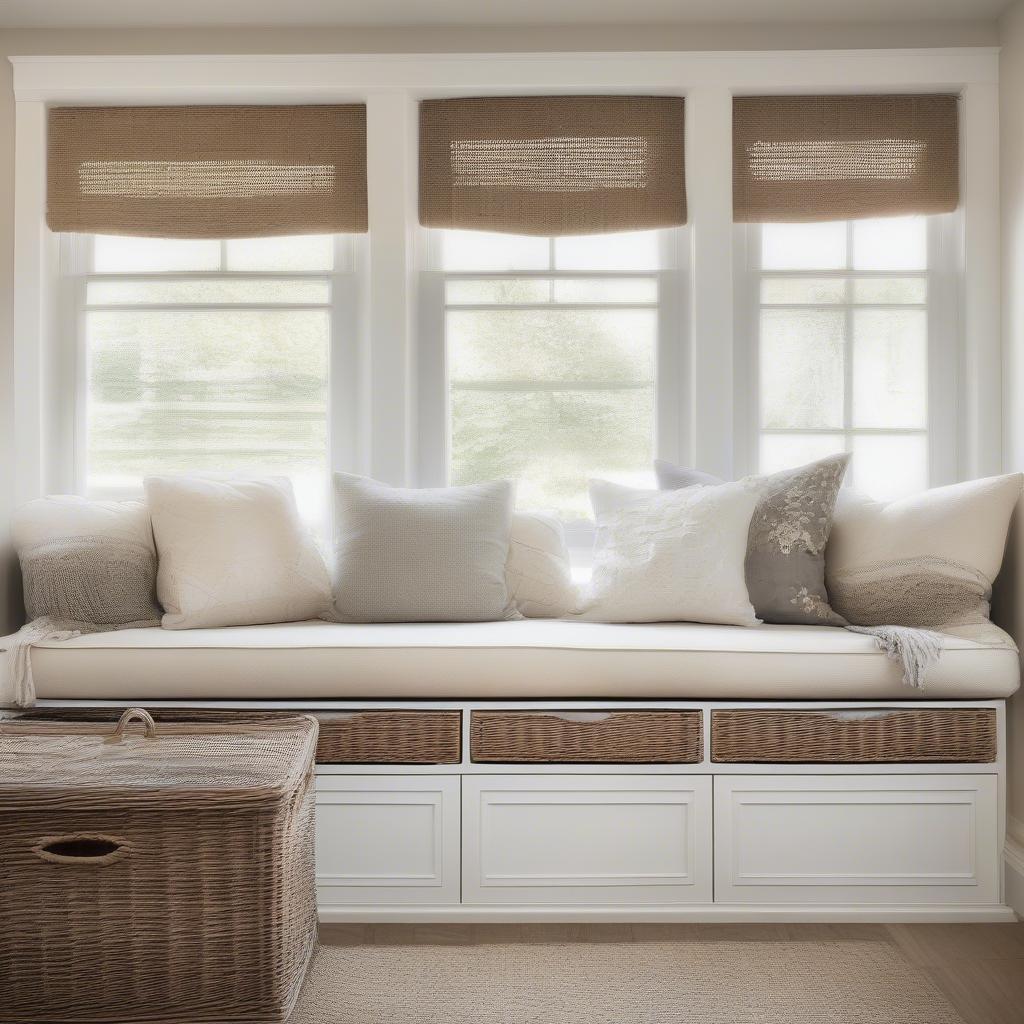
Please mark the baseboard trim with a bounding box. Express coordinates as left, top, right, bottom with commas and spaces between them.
318, 904, 1018, 924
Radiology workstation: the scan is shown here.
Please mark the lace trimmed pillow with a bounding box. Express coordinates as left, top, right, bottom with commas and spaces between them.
4, 496, 162, 707
582, 479, 760, 626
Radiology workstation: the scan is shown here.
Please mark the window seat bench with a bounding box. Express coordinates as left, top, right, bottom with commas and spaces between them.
7, 618, 1018, 924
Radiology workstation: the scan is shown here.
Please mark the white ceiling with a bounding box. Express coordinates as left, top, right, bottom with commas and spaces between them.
0, 0, 1012, 30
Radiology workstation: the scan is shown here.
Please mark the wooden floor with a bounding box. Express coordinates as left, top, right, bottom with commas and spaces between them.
320, 921, 1024, 1024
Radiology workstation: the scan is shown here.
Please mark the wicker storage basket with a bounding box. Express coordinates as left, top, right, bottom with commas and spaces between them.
0, 709, 319, 1024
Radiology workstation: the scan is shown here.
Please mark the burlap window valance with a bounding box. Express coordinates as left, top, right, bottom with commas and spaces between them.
733, 94, 959, 223
47, 105, 367, 238
419, 96, 686, 236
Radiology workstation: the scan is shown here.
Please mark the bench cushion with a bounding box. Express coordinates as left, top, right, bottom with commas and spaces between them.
27, 619, 1020, 701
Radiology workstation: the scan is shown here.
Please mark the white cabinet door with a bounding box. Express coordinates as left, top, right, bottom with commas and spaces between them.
316, 775, 460, 905
463, 775, 713, 905
714, 774, 1000, 906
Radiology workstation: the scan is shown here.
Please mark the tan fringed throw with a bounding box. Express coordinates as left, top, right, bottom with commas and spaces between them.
420, 95, 686, 236
47, 104, 368, 238
733, 94, 959, 223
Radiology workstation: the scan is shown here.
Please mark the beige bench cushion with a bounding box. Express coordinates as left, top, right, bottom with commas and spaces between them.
27, 619, 1020, 701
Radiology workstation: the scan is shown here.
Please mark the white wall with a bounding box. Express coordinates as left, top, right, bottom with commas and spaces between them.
997, 0, 1024, 877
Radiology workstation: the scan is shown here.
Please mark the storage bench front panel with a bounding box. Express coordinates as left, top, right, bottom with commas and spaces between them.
462, 775, 713, 905
713, 774, 1000, 905
315, 776, 460, 905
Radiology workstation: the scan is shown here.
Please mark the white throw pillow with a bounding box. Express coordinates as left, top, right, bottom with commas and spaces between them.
826, 474, 1023, 628
582, 479, 760, 625
12, 496, 161, 625
145, 476, 332, 629
506, 512, 577, 618
332, 473, 515, 622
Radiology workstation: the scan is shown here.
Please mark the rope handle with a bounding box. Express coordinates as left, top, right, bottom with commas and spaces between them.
109, 707, 158, 741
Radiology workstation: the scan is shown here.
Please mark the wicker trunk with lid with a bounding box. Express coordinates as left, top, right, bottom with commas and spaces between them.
0, 709, 319, 1024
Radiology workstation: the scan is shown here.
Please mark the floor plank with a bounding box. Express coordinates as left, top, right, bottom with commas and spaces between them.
922, 958, 1024, 1024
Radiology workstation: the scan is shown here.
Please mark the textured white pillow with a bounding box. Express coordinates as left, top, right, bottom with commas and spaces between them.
506, 512, 577, 618
582, 479, 760, 625
145, 476, 332, 629
12, 496, 161, 625
332, 474, 515, 623
827, 474, 1023, 628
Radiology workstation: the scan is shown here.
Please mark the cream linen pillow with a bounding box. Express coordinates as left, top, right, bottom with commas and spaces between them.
826, 473, 1023, 629
582, 479, 760, 625
506, 512, 577, 618
145, 476, 332, 629
332, 474, 515, 623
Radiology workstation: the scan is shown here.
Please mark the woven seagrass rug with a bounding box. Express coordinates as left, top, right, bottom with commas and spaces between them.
291, 931, 965, 1024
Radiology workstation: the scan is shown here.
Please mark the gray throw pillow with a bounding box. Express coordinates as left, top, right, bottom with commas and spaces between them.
331, 473, 516, 623
655, 454, 850, 625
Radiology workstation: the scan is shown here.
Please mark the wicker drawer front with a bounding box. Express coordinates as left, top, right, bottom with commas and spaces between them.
15, 708, 463, 765
316, 711, 462, 764
471, 710, 702, 763
711, 708, 997, 764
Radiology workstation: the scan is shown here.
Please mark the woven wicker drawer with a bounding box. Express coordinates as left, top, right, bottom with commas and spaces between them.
711, 708, 997, 764
471, 710, 702, 763
315, 711, 461, 764
16, 708, 463, 765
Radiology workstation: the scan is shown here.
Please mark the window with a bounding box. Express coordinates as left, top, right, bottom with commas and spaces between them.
423, 228, 685, 525
62, 233, 355, 521
743, 215, 954, 500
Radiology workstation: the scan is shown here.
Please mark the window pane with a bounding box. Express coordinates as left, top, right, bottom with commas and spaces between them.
853, 309, 927, 428
761, 278, 846, 304
225, 234, 334, 272
852, 217, 927, 271
86, 309, 328, 493
446, 279, 552, 305
87, 279, 330, 306
761, 222, 846, 270
851, 433, 927, 500
450, 387, 653, 521
446, 278, 658, 306
448, 307, 655, 518
440, 230, 550, 272
552, 278, 658, 303
92, 235, 220, 273
555, 230, 661, 271
852, 278, 927, 304
448, 309, 654, 384
760, 433, 847, 475
760, 309, 845, 429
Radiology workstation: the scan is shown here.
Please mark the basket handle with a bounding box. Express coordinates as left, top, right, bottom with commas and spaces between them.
108, 707, 158, 742
33, 834, 131, 866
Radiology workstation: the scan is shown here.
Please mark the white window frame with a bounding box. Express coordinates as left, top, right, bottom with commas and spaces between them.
733, 213, 961, 487
8, 50, 1001, 508
57, 233, 361, 499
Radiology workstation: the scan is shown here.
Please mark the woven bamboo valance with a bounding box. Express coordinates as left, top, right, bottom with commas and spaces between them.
420, 96, 686, 236
733, 94, 959, 223
47, 105, 367, 238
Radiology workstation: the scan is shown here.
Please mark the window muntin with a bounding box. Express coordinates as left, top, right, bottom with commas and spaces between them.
438, 228, 670, 522
71, 233, 345, 521
751, 216, 934, 500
